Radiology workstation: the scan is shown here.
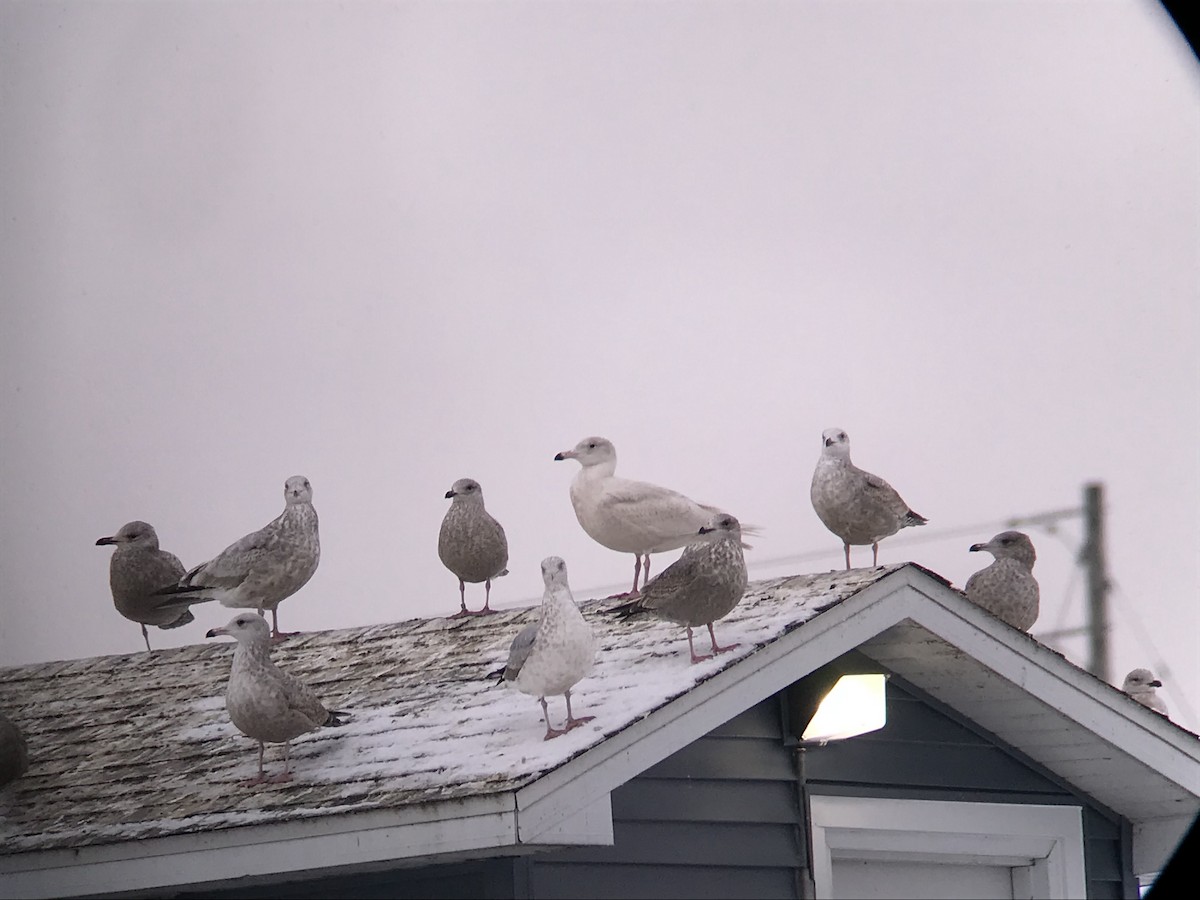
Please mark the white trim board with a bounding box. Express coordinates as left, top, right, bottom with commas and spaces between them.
809, 795, 1087, 900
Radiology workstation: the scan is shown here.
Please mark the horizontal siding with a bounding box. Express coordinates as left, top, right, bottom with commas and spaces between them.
547, 820, 801, 868
642, 736, 794, 781
611, 777, 800, 824
531, 862, 796, 900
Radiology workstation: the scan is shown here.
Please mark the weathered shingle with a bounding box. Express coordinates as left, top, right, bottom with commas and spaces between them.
0, 566, 888, 856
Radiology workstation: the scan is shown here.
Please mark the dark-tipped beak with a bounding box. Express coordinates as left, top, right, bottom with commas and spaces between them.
969, 543, 984, 553
96, 536, 117, 546
1150, 679, 1163, 687
444, 490, 455, 499
205, 627, 225, 639
698, 526, 713, 535
824, 438, 833, 447
554, 452, 567, 461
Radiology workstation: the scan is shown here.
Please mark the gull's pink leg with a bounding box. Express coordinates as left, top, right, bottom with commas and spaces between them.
269, 607, 298, 641
641, 554, 652, 591
707, 622, 740, 656
688, 626, 713, 664
267, 742, 294, 784
844, 542, 852, 571
564, 689, 595, 731
450, 579, 471, 618
243, 742, 270, 787
872, 542, 880, 566
604, 556, 642, 600
141, 624, 152, 652
541, 696, 568, 740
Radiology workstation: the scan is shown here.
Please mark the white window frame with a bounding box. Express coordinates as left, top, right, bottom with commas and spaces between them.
809, 796, 1087, 900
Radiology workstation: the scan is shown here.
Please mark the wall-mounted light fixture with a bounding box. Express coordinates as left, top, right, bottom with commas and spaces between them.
800, 673, 888, 744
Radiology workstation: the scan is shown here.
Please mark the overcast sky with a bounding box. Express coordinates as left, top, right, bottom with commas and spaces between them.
1, 0, 1197, 731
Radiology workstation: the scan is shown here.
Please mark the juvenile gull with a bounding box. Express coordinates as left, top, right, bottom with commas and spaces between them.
965, 530, 1040, 632
206, 613, 348, 785
96, 521, 207, 651
608, 513, 749, 664
0, 709, 28, 789
438, 478, 509, 617
495, 557, 596, 740
555, 436, 748, 597
810, 428, 926, 569
158, 476, 319, 640
1122, 668, 1169, 716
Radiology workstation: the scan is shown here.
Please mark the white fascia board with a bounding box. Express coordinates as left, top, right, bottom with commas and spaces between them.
519, 792, 614, 847
1133, 814, 1195, 875
882, 570, 1200, 794
1, 793, 521, 899
515, 572, 925, 838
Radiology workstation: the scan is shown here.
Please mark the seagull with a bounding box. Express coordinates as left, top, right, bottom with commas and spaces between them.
495, 557, 596, 740
0, 709, 28, 789
810, 428, 926, 569
157, 476, 319, 640
1122, 668, 1169, 716
438, 478, 509, 617
96, 521, 208, 651
608, 513, 749, 664
965, 530, 1040, 632
554, 436, 747, 597
206, 613, 348, 785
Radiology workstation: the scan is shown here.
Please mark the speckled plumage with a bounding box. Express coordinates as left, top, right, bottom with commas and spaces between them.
610, 514, 749, 664
500, 557, 596, 740
1122, 668, 1168, 716
96, 521, 203, 651
159, 476, 319, 639
0, 709, 28, 789
810, 428, 926, 569
965, 530, 1039, 632
207, 613, 347, 785
438, 478, 509, 616
555, 436, 739, 596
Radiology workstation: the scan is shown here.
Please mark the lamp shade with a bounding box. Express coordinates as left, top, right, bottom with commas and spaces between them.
800, 673, 887, 743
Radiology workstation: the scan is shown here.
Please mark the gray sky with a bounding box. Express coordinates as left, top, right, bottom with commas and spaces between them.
2, 1, 1197, 731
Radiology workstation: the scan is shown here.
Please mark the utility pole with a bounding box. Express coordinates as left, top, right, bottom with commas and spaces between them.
1081, 482, 1110, 682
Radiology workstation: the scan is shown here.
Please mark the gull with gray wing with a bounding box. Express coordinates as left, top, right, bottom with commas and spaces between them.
608, 513, 749, 664
495, 557, 596, 740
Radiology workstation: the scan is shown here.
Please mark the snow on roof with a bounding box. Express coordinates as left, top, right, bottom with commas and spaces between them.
0, 565, 893, 856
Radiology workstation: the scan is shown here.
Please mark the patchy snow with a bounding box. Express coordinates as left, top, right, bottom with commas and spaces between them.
0, 566, 893, 854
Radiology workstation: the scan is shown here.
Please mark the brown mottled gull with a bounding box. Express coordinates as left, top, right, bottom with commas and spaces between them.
495, 557, 596, 740
206, 613, 348, 785
609, 513, 749, 664
438, 478, 509, 617
96, 520, 209, 651
1122, 668, 1169, 716
965, 530, 1040, 632
810, 428, 927, 569
555, 436, 751, 598
158, 476, 319, 640
0, 709, 29, 789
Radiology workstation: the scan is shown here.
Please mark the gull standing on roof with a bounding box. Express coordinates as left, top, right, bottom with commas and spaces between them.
1122, 668, 1169, 716
0, 709, 29, 789
965, 530, 1040, 632
555, 436, 746, 597
438, 478, 509, 617
495, 557, 596, 740
608, 514, 749, 664
157, 476, 319, 640
206, 613, 348, 785
810, 428, 926, 570
96, 521, 208, 651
